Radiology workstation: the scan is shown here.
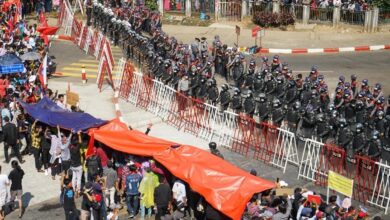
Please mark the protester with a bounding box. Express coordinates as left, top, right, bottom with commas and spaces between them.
138, 162, 159, 219
3, 116, 24, 164
8, 161, 24, 218
125, 164, 142, 218
0, 165, 9, 220
31, 119, 43, 172
154, 175, 172, 220
61, 178, 77, 220
103, 160, 119, 209
70, 130, 83, 195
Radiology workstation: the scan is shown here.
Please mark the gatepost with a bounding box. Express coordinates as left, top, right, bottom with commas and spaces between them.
371, 7, 379, 32
364, 10, 372, 32
302, 0, 310, 25
185, 0, 191, 17
333, 6, 341, 27
272, 0, 280, 14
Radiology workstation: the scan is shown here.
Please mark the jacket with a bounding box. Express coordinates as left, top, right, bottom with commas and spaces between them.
3, 122, 18, 145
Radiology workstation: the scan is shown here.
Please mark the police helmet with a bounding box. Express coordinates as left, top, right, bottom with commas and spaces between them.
339, 118, 347, 128
356, 123, 363, 133
372, 130, 379, 140
273, 99, 281, 108
221, 84, 229, 91
377, 110, 384, 119
316, 113, 325, 122
209, 142, 217, 150
234, 88, 241, 96
259, 93, 266, 103
293, 101, 301, 110
351, 74, 357, 80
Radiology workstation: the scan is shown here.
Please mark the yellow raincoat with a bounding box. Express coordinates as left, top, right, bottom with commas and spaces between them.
138, 172, 159, 208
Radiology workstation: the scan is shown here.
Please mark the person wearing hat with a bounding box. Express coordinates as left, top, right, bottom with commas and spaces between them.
80, 182, 94, 220
138, 163, 159, 219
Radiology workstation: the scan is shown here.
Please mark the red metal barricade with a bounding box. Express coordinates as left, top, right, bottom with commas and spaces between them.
183, 98, 203, 136
231, 114, 255, 157
253, 122, 279, 163
315, 144, 346, 186
118, 62, 135, 99
97, 37, 106, 60
88, 30, 99, 56
352, 155, 379, 203
136, 76, 154, 109
57, 3, 65, 26
71, 18, 82, 43
79, 25, 88, 50
97, 60, 110, 92
105, 40, 115, 67
166, 92, 188, 130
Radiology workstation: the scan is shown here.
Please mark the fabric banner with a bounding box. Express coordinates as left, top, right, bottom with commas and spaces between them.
88, 119, 275, 219
19, 97, 106, 131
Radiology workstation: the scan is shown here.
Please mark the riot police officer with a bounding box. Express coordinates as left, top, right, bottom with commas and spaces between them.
231, 88, 242, 113
364, 130, 382, 159
271, 99, 285, 127
315, 113, 330, 143
253, 72, 265, 96
196, 77, 208, 100
285, 101, 300, 133
231, 55, 244, 88
284, 80, 298, 106
257, 93, 270, 123
336, 118, 352, 150
299, 104, 316, 140
207, 78, 219, 105
346, 123, 367, 163
218, 84, 231, 111
243, 90, 256, 117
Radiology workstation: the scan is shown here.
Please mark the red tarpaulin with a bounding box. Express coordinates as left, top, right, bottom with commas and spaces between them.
88, 119, 275, 220
37, 26, 60, 35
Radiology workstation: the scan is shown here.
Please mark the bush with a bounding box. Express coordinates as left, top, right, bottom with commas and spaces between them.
252, 11, 295, 27
145, 0, 158, 11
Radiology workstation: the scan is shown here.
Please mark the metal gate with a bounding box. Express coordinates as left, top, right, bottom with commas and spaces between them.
217, 0, 242, 21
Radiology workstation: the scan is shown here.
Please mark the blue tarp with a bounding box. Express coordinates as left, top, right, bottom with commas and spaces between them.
0, 53, 25, 74
19, 97, 107, 131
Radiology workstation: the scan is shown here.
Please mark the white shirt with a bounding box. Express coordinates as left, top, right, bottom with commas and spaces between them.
172, 181, 186, 202
107, 212, 118, 220
0, 174, 9, 191
56, 101, 66, 109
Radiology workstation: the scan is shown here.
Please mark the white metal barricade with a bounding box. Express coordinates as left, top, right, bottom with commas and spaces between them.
198, 103, 220, 142
127, 72, 143, 105
114, 58, 126, 89
83, 27, 94, 53
147, 80, 166, 115
216, 111, 238, 150
158, 86, 176, 120
62, 0, 74, 35
368, 162, 390, 214
297, 138, 324, 181
271, 128, 300, 173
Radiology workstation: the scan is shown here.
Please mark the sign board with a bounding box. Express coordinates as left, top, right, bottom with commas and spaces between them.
257, 29, 265, 38
66, 91, 79, 106
252, 26, 260, 38
327, 171, 354, 198
235, 25, 241, 35
275, 188, 294, 196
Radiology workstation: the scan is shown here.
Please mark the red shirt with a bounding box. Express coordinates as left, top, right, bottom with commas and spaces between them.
96, 147, 108, 167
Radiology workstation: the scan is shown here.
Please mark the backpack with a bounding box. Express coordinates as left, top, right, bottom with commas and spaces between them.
87, 155, 101, 175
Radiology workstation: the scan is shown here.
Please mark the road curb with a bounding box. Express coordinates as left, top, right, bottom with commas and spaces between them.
49, 35, 73, 41
254, 44, 390, 54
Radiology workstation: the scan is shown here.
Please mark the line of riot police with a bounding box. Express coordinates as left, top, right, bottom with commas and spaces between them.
89, 3, 390, 163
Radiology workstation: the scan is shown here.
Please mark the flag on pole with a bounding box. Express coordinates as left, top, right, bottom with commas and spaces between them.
38, 54, 48, 88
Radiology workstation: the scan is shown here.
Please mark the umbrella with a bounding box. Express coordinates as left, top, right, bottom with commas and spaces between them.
0, 53, 25, 74
20, 52, 41, 61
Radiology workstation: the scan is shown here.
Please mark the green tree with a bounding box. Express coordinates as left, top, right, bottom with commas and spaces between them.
145, 0, 158, 11
371, 0, 390, 9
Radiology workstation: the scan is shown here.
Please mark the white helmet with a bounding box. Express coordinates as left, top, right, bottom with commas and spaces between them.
111, 17, 116, 22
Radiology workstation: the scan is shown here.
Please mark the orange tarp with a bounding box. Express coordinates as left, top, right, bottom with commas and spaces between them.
88, 119, 275, 220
